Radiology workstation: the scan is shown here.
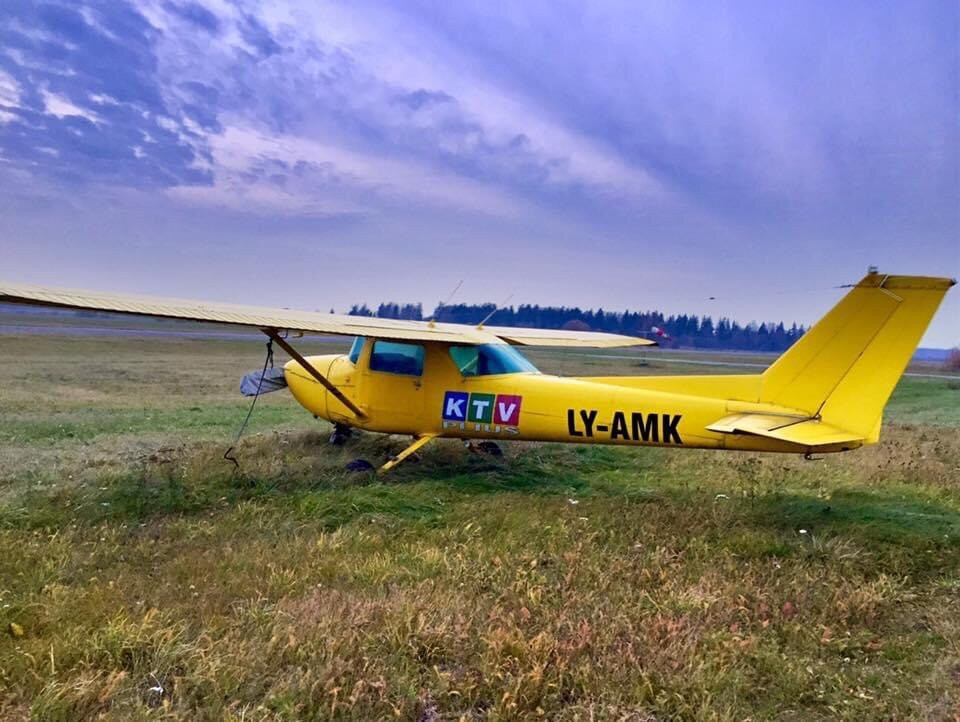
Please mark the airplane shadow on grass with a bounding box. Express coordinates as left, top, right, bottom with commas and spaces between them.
749, 489, 960, 549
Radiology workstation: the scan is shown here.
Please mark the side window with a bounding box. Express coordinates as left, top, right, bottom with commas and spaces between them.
449, 344, 537, 376
347, 336, 365, 365
369, 340, 425, 376
449, 346, 480, 376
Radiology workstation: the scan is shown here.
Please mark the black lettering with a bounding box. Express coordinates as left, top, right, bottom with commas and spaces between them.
595, 424, 608, 432
580, 409, 598, 437
611, 411, 629, 440
631, 412, 658, 442
567, 409, 582, 437
662, 414, 683, 444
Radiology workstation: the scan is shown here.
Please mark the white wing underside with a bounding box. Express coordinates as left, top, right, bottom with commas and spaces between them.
0, 282, 654, 349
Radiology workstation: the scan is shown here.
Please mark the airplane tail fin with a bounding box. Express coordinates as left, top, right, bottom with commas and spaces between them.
759, 271, 954, 441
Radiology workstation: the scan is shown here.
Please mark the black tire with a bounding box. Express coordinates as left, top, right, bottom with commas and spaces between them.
476, 441, 503, 457
345, 458, 375, 472
330, 424, 353, 446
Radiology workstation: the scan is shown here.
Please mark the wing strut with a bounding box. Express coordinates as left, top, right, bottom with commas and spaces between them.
262, 328, 366, 419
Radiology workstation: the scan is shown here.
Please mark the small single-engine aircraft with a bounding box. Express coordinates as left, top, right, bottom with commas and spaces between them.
0, 270, 953, 472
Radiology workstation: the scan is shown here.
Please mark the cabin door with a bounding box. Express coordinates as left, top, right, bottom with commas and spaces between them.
361, 339, 426, 431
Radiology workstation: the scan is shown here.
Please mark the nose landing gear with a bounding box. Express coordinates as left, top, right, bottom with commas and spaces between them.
330, 423, 353, 446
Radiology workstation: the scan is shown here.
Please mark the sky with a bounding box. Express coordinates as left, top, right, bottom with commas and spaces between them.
0, 0, 957, 346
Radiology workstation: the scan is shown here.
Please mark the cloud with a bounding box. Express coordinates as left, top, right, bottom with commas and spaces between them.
238, 13, 281, 57
162, 1, 220, 34
0, 68, 18, 123
13, 0, 649, 220
41, 89, 101, 122
0, 68, 19, 106
0, 0, 212, 189
4, 0, 952, 216
395, 89, 455, 111
3, 0, 951, 232
252, 1, 666, 204
166, 123, 529, 218
339, 0, 956, 217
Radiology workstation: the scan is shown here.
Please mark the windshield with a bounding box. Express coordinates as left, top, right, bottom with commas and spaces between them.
449, 344, 539, 376
347, 336, 365, 364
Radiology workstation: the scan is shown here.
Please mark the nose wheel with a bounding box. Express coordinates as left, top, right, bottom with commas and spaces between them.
330, 423, 353, 446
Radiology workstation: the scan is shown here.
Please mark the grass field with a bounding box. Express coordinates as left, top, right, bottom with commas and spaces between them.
2, 333, 959, 720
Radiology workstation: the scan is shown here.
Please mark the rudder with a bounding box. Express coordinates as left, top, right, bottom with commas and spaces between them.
759, 271, 954, 440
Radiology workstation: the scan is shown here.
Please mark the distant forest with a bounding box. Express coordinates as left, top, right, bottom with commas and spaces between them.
347, 302, 806, 352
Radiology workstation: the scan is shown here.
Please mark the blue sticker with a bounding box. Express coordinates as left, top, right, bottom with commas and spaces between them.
442, 390, 469, 420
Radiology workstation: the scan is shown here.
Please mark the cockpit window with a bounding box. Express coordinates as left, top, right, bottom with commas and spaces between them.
370, 340, 425, 376
347, 336, 365, 365
449, 344, 539, 376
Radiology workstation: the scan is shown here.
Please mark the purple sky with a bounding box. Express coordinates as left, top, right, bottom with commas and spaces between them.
1, 0, 957, 345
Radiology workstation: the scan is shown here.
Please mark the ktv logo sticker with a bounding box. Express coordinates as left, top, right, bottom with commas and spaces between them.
442, 391, 521, 434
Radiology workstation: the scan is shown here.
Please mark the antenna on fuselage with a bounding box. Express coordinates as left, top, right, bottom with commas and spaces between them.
477, 292, 514, 329
427, 279, 463, 327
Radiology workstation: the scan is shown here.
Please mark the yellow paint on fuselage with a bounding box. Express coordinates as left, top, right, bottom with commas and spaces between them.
283, 340, 823, 455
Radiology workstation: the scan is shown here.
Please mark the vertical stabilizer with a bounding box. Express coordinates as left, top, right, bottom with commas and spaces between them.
759, 271, 954, 439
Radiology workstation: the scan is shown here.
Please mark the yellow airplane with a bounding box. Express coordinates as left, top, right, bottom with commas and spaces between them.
0, 270, 953, 472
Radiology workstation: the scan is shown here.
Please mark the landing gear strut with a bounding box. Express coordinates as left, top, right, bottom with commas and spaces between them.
344, 434, 438, 474
380, 434, 437, 472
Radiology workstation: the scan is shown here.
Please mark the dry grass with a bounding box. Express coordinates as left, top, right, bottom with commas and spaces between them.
1, 334, 959, 720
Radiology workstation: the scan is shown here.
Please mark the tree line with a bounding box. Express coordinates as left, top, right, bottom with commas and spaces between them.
347, 302, 805, 351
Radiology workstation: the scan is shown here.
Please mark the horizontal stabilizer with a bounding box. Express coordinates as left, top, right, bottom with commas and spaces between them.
707, 413, 864, 448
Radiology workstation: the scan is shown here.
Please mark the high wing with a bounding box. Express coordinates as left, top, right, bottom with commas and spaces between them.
0, 282, 654, 348
484, 325, 653, 348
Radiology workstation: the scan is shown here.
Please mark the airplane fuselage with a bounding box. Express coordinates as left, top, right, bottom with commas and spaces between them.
283, 341, 859, 456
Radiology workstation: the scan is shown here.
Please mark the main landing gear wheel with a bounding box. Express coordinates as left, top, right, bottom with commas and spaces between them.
475, 441, 503, 457
330, 424, 353, 446
345, 458, 374, 473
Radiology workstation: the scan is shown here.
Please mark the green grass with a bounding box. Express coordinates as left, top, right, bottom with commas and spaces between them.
2, 335, 959, 720
0, 402, 304, 444
885, 378, 960, 426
